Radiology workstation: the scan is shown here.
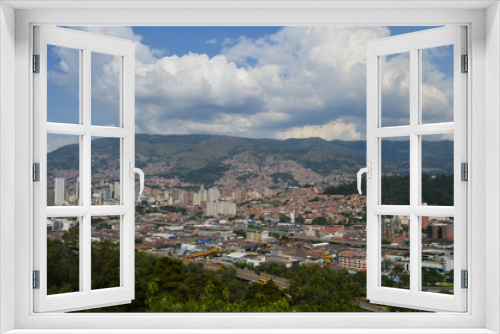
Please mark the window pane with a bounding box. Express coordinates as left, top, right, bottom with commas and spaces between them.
380, 52, 410, 127
421, 216, 454, 294
91, 137, 121, 205
47, 217, 80, 295
381, 215, 410, 289
47, 134, 80, 206
91, 216, 121, 290
47, 45, 80, 124
91, 52, 121, 127
421, 45, 454, 124
421, 134, 454, 206
381, 137, 410, 205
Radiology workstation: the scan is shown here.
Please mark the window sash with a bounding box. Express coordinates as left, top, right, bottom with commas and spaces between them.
366, 26, 467, 312
32, 25, 136, 313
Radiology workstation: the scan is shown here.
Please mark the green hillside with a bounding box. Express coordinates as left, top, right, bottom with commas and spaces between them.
47, 134, 454, 186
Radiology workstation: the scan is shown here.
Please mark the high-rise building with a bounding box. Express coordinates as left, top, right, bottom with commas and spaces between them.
426, 223, 454, 240
51, 218, 78, 232
103, 187, 111, 201
381, 217, 405, 243
193, 193, 201, 206
54, 177, 65, 205
208, 187, 219, 203
47, 188, 55, 206
205, 201, 236, 217
199, 188, 208, 202
206, 202, 218, 217
222, 201, 236, 216
113, 182, 120, 201
246, 230, 269, 242
176, 190, 187, 205
75, 177, 80, 201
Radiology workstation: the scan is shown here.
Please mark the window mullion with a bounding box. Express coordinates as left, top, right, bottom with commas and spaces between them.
89, 205, 130, 216
413, 123, 454, 135
409, 46, 420, 294
82, 48, 92, 294
82, 213, 91, 293
372, 126, 411, 138
82, 48, 91, 206
78, 58, 85, 291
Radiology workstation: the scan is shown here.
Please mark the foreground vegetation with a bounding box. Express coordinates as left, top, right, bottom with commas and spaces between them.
324, 174, 453, 206
48, 227, 439, 312
48, 227, 366, 312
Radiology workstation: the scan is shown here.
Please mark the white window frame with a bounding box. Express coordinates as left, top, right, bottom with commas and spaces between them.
33, 26, 136, 312
0, 1, 499, 333
366, 26, 467, 312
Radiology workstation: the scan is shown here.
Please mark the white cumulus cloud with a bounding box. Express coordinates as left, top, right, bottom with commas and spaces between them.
48, 26, 454, 142
277, 120, 362, 141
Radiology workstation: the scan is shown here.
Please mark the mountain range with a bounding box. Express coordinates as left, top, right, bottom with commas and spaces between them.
47, 134, 454, 188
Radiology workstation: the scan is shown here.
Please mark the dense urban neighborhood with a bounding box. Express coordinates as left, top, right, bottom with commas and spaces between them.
46, 136, 455, 312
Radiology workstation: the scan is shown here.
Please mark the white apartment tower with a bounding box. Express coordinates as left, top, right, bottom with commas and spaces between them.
199, 188, 208, 202
54, 177, 65, 205
206, 201, 236, 217
193, 193, 201, 206
113, 181, 120, 201
207, 187, 220, 203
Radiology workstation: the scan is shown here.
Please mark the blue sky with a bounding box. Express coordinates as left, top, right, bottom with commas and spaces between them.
47, 26, 453, 151
119, 26, 440, 58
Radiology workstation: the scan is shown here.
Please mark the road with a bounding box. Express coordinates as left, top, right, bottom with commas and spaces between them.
191, 261, 291, 288
235, 268, 290, 288
357, 300, 390, 312
298, 237, 410, 251
149, 254, 291, 288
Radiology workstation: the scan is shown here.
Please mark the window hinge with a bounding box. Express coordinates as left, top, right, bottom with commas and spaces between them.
33, 163, 40, 182
461, 54, 468, 73
33, 54, 40, 73
33, 270, 40, 289
461, 270, 468, 289
461, 162, 468, 181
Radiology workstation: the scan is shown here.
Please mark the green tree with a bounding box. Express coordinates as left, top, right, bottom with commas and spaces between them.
91, 240, 121, 290
422, 269, 445, 287
242, 280, 290, 311
381, 275, 396, 288
47, 225, 80, 295
446, 269, 454, 283
352, 271, 367, 297
295, 215, 306, 224
234, 230, 246, 237
183, 262, 204, 275
399, 274, 410, 288
312, 217, 328, 225
393, 265, 404, 274
279, 214, 291, 223
289, 265, 362, 312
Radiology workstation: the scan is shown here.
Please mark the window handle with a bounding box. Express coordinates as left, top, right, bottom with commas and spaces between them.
129, 162, 145, 201
357, 162, 371, 195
